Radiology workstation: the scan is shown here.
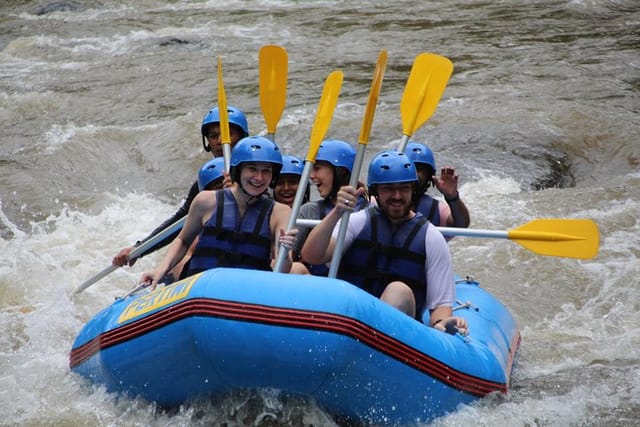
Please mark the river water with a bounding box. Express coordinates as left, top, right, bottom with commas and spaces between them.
1, 0, 639, 425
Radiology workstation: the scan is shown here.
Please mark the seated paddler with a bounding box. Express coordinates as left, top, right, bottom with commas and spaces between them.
291, 139, 369, 276
140, 136, 297, 289
301, 149, 468, 334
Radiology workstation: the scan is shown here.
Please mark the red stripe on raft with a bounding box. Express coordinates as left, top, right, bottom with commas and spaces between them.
69, 298, 512, 396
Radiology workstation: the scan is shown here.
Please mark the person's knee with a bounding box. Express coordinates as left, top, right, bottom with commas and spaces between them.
380, 281, 416, 317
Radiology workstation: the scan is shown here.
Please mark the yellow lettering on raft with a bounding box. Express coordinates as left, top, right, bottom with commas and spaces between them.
117, 273, 202, 324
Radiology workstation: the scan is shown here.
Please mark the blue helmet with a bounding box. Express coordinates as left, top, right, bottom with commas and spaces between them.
280, 155, 304, 176
230, 136, 283, 187
201, 106, 249, 152
316, 139, 356, 173
198, 157, 225, 191
367, 150, 418, 187
316, 139, 356, 199
405, 141, 436, 171
277, 154, 309, 204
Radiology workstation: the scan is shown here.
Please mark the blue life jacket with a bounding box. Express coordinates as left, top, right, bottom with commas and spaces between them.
304, 195, 369, 276
187, 189, 274, 275
337, 206, 429, 317
415, 193, 440, 225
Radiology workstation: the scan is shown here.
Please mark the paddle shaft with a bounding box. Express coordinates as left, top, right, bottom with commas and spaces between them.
328, 50, 387, 278
273, 70, 343, 272
297, 219, 585, 240
273, 162, 312, 273
74, 216, 186, 295
327, 142, 365, 278
399, 134, 411, 153
294, 218, 598, 259
222, 144, 231, 171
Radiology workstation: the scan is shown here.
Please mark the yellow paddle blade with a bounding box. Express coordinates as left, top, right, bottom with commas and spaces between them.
217, 57, 231, 146
259, 45, 288, 137
358, 49, 387, 146
217, 56, 231, 172
306, 70, 343, 163
508, 219, 600, 259
400, 53, 453, 137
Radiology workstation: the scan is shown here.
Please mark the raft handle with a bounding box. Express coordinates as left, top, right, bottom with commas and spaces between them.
454, 300, 479, 312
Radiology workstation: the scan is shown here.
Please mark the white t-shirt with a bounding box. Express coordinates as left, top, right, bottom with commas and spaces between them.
332, 210, 455, 310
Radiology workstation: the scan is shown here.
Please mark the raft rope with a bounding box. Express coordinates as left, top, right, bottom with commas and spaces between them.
453, 300, 479, 312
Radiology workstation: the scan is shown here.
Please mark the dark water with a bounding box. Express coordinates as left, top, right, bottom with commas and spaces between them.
1, 1, 639, 425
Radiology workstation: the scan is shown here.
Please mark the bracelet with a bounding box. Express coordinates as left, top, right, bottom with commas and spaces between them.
445, 192, 459, 203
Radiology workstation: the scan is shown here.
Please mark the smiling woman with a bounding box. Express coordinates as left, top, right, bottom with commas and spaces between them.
229, 136, 283, 190
238, 162, 274, 194
137, 136, 294, 287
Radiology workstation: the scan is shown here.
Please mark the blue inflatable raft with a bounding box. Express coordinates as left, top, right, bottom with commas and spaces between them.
69, 268, 520, 424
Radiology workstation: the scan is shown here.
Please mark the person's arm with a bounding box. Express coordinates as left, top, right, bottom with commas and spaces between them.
113, 181, 200, 267
137, 181, 200, 255
424, 223, 455, 318
301, 208, 341, 265
432, 167, 470, 228
139, 191, 212, 288
422, 224, 468, 334
444, 192, 470, 228
167, 237, 199, 282
301, 186, 359, 264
